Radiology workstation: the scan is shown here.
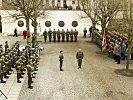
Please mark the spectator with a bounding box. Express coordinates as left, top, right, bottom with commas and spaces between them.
23, 30, 27, 39
13, 28, 18, 37
83, 27, 87, 38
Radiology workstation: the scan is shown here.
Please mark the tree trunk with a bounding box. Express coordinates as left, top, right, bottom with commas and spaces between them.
33, 17, 37, 42
91, 21, 96, 42
26, 18, 30, 44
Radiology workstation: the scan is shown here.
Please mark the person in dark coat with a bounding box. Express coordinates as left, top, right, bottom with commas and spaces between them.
43, 29, 48, 43
53, 29, 57, 42
83, 27, 87, 38
65, 29, 69, 42
70, 29, 74, 42
76, 49, 84, 69
27, 63, 33, 89
89, 26, 92, 37
61, 29, 65, 42
48, 29, 52, 42
116, 42, 121, 64
74, 29, 78, 42
5, 41, 9, 53
57, 29, 61, 42
59, 50, 64, 71
32, 34, 36, 48
13, 28, 18, 37
121, 42, 126, 60
131, 44, 133, 60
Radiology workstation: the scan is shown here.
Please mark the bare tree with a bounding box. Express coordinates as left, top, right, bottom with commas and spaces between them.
80, 0, 121, 38
3, 0, 49, 43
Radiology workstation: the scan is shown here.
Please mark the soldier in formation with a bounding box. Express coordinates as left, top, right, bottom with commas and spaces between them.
43, 29, 78, 42
53, 29, 57, 42
48, 29, 52, 42
43, 29, 47, 43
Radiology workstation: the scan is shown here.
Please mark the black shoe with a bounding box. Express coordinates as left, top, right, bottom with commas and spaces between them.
78, 67, 81, 69
1, 81, 6, 83
20, 76, 24, 78
4, 76, 9, 78
32, 76, 35, 78
28, 86, 33, 89
17, 81, 21, 83
60, 69, 64, 71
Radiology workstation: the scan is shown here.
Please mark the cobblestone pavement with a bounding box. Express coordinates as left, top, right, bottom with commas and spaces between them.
1, 36, 133, 100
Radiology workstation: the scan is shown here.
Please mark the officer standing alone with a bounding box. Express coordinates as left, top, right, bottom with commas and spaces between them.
76, 49, 84, 69
59, 50, 64, 71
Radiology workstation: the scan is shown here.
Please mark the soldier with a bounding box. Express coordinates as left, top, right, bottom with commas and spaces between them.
59, 50, 64, 71
0, 58, 6, 83
0, 45, 3, 58
57, 29, 61, 42
61, 29, 65, 42
2, 56, 9, 78
70, 29, 74, 42
115, 42, 121, 64
16, 60, 22, 83
48, 29, 52, 42
74, 29, 78, 42
43, 29, 47, 43
83, 27, 87, 38
65, 29, 69, 42
32, 34, 36, 48
131, 43, 133, 60
53, 29, 57, 42
5, 41, 9, 53
121, 42, 126, 60
76, 49, 84, 69
27, 63, 33, 89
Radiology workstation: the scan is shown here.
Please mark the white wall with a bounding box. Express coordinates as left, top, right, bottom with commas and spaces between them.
0, 10, 101, 35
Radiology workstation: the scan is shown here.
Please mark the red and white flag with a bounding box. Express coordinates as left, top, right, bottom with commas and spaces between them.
102, 32, 107, 50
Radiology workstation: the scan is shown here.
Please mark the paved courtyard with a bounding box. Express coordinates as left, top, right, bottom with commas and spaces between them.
0, 36, 133, 100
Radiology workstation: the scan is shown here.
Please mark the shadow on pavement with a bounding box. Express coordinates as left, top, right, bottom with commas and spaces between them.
114, 69, 133, 77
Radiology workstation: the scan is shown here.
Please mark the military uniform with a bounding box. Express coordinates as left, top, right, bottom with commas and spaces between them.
70, 30, 74, 42
5, 41, 9, 53
48, 30, 52, 42
27, 64, 33, 88
57, 30, 61, 42
65, 30, 69, 42
53, 30, 57, 42
74, 30, 78, 42
76, 50, 84, 69
59, 51, 64, 71
43, 30, 47, 42
16, 61, 21, 83
0, 59, 6, 83
61, 30, 65, 42
32, 35, 36, 48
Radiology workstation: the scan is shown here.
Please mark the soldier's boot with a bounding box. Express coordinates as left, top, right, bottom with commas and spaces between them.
7, 70, 11, 75
17, 74, 21, 83
1, 78, 6, 83
4, 73, 9, 78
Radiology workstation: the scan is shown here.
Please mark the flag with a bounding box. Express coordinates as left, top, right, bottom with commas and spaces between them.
102, 32, 107, 50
